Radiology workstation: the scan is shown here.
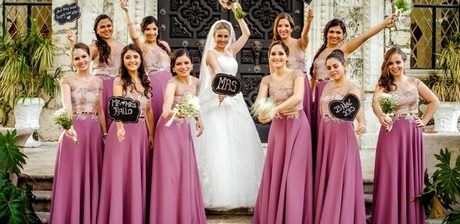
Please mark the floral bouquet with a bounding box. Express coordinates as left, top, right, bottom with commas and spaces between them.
389, 0, 413, 29
250, 97, 277, 119
165, 93, 200, 127
53, 107, 79, 144
220, 0, 246, 20
377, 93, 399, 132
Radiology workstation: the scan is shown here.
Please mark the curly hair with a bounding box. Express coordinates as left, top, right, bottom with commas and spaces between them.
119, 44, 152, 98
378, 47, 407, 92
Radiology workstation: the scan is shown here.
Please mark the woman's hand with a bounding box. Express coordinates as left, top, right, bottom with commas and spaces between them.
64, 128, 77, 140
119, 0, 128, 12
306, 6, 313, 22
66, 30, 76, 47
148, 135, 154, 149
195, 118, 204, 137
218, 95, 226, 104
414, 116, 426, 127
117, 126, 126, 142
258, 114, 272, 124
384, 13, 398, 28
378, 115, 391, 128
218, 0, 231, 9
355, 122, 366, 136
161, 110, 173, 119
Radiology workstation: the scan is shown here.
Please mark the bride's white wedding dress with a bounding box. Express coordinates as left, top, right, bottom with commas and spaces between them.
193, 50, 264, 209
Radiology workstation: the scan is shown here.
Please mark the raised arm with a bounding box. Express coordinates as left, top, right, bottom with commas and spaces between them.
299, 6, 313, 51
230, 2, 250, 55
120, 0, 146, 51
342, 13, 396, 55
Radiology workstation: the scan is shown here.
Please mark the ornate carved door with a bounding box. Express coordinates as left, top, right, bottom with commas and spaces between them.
158, 0, 305, 141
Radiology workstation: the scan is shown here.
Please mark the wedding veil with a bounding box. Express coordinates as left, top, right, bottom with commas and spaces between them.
198, 19, 236, 97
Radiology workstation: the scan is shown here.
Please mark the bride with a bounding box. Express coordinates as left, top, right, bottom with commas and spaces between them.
193, 1, 264, 209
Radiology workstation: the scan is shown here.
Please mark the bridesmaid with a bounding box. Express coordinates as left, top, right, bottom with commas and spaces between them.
253, 41, 313, 224
50, 42, 106, 224
69, 14, 124, 131
314, 49, 366, 224
150, 49, 206, 224
272, 9, 313, 122
371, 47, 439, 224
120, 0, 172, 126
97, 44, 154, 224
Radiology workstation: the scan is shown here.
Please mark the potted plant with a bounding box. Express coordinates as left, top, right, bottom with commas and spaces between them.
0, 20, 61, 146
417, 148, 460, 220
0, 129, 41, 223
428, 30, 460, 132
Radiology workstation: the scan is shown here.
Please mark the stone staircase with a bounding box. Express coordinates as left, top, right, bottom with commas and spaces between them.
19, 173, 376, 224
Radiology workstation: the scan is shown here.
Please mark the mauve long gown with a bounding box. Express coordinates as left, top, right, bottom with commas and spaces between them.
314, 81, 366, 224
150, 77, 206, 224
371, 77, 425, 224
50, 75, 103, 224
253, 73, 313, 224
97, 88, 151, 224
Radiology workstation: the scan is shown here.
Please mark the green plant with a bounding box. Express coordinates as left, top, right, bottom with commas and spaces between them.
0, 130, 40, 224
443, 209, 460, 224
417, 148, 460, 219
428, 30, 460, 102
0, 20, 61, 125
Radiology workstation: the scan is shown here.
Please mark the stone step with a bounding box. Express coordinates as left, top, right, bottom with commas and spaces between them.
32, 190, 52, 212
18, 174, 53, 191
36, 212, 50, 224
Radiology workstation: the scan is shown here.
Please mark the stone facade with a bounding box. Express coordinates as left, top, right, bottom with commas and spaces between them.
0, 0, 413, 141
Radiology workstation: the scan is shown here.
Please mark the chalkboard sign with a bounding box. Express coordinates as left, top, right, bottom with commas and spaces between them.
54, 3, 81, 25
211, 73, 242, 96
108, 96, 141, 123
328, 94, 360, 121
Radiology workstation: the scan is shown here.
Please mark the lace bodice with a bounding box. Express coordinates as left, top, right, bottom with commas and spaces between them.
169, 77, 199, 108
93, 44, 123, 75
313, 54, 328, 81
144, 46, 171, 73
61, 74, 102, 113
264, 72, 303, 111
320, 81, 360, 117
382, 77, 421, 115
287, 42, 306, 73
216, 52, 238, 76
114, 79, 151, 117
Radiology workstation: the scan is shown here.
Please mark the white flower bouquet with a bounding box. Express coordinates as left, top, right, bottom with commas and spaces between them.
165, 93, 200, 127
250, 97, 277, 119
219, 0, 246, 19
53, 107, 79, 144
377, 93, 399, 132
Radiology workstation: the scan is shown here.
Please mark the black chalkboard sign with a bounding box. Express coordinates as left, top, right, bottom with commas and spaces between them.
304, 0, 313, 4
108, 96, 141, 123
54, 3, 81, 25
211, 73, 242, 96
328, 94, 360, 121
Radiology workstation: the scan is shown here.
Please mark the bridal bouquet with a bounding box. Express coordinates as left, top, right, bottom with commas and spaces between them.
251, 97, 277, 119
388, 0, 412, 29
165, 93, 200, 127
53, 107, 79, 144
377, 93, 399, 132
220, 0, 246, 19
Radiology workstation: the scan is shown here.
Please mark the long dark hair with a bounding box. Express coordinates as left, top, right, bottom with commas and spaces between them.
309, 19, 347, 79
119, 44, 151, 98
93, 14, 112, 65
378, 47, 407, 92
170, 48, 193, 76
272, 12, 295, 42
325, 49, 346, 65
141, 16, 172, 57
